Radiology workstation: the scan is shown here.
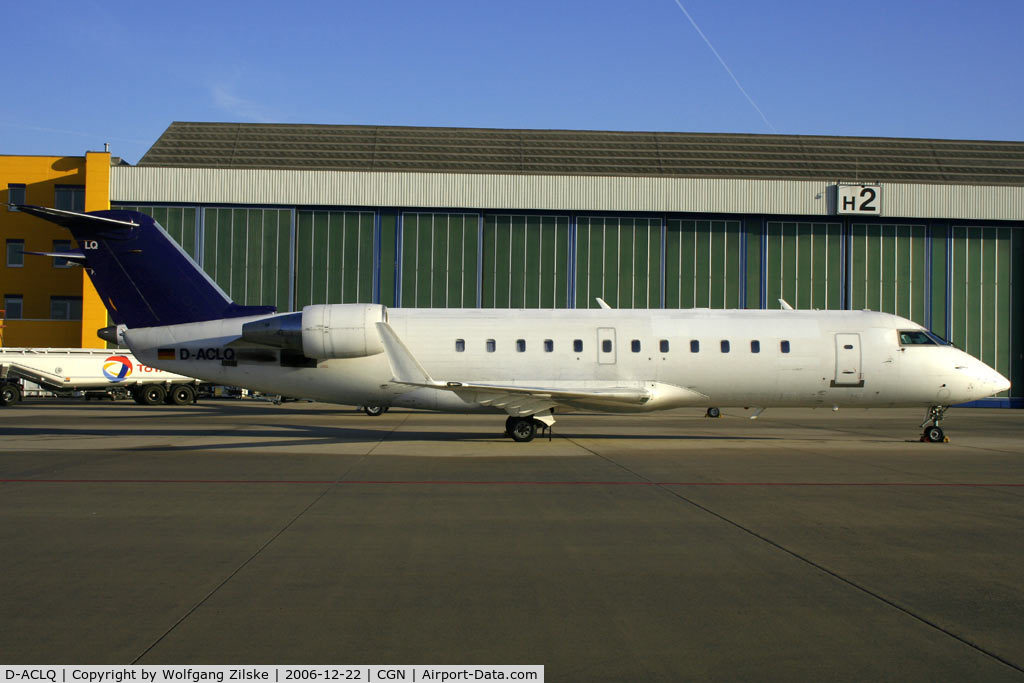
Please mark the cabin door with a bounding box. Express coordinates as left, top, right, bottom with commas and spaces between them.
833, 333, 864, 387
597, 327, 616, 365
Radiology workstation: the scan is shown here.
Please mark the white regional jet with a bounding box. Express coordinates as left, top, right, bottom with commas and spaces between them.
20, 205, 1010, 442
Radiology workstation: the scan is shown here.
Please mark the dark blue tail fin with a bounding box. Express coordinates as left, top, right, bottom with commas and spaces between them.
18, 206, 276, 328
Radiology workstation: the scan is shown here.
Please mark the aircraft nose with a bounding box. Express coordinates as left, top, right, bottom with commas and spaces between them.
973, 363, 1011, 397
992, 371, 1011, 394
955, 356, 1011, 400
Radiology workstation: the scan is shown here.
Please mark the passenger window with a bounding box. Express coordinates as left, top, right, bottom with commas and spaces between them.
631, 340, 641, 353
544, 339, 553, 352
486, 339, 496, 352
573, 339, 583, 353
750, 340, 760, 353
780, 340, 790, 353
602, 339, 613, 353
660, 340, 669, 353
720, 340, 730, 353
455, 339, 465, 352
690, 340, 699, 353
516, 339, 526, 352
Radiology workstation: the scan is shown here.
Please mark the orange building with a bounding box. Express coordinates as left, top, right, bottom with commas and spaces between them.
0, 152, 110, 348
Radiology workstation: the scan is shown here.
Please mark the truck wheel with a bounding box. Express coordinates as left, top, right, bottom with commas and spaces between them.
140, 385, 166, 405
168, 384, 195, 406
0, 383, 22, 407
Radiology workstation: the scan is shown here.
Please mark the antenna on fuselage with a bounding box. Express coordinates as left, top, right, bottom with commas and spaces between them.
778, 299, 794, 310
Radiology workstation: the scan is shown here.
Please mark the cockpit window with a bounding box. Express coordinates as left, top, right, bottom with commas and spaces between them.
899, 330, 936, 345
925, 330, 954, 346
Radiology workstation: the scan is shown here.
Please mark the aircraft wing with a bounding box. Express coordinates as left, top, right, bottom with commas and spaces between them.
375, 322, 707, 416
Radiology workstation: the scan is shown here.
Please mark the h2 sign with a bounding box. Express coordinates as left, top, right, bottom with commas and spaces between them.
835, 184, 881, 215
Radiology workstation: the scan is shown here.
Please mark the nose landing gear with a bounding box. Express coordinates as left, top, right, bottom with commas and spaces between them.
920, 405, 948, 443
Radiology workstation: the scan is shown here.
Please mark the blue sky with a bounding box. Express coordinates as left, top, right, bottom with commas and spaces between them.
3, 0, 1022, 164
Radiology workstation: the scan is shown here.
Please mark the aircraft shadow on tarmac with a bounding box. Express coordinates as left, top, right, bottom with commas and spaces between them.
0, 421, 776, 450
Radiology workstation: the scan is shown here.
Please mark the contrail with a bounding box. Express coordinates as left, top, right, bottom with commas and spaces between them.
671, 0, 777, 133
0, 121, 149, 145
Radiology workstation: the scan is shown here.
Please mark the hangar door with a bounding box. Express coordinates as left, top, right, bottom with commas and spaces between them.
482, 215, 570, 308
945, 225, 1021, 398
294, 210, 376, 308
764, 221, 843, 310
665, 219, 743, 308
849, 223, 928, 322
575, 217, 661, 308
400, 212, 479, 307
202, 208, 292, 311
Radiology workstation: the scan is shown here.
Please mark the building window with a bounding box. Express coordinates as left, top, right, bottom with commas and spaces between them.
3, 294, 22, 319
690, 340, 699, 353
780, 340, 791, 354
7, 183, 25, 210
750, 340, 760, 353
660, 340, 669, 353
720, 340, 730, 353
544, 339, 553, 352
54, 185, 85, 212
52, 239, 73, 268
455, 339, 465, 352
50, 296, 82, 321
516, 339, 526, 352
631, 340, 641, 353
573, 339, 583, 353
486, 339, 496, 353
602, 339, 613, 353
6, 239, 24, 267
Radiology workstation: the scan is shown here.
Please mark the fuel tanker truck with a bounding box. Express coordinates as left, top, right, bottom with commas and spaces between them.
0, 347, 202, 407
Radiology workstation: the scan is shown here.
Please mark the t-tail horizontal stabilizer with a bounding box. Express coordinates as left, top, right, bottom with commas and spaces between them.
17, 205, 275, 329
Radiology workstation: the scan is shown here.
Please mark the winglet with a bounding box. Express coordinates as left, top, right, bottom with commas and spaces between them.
375, 322, 437, 385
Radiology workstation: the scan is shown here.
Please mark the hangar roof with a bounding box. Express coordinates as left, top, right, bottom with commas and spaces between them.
138, 122, 1024, 186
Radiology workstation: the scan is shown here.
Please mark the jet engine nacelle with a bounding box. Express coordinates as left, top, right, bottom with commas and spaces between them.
300, 304, 387, 359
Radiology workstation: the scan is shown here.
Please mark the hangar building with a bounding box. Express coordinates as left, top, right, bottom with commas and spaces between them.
4, 122, 1023, 405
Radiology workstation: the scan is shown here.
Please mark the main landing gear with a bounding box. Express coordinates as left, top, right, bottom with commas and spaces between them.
504, 415, 552, 443
362, 405, 389, 416
920, 405, 948, 443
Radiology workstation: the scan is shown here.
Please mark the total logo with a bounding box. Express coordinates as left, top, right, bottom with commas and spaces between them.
102, 355, 134, 382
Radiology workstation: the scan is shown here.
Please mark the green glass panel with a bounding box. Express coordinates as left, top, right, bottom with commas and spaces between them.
745, 219, 762, 309
930, 223, 948, 338
380, 210, 397, 307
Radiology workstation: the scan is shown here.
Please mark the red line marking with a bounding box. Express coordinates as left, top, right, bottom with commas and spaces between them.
0, 479, 1022, 487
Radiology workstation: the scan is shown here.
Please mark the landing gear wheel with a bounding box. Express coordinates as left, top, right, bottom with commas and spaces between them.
168, 384, 195, 406
706, 407, 721, 418
0, 383, 22, 406
920, 405, 948, 443
504, 415, 517, 436
363, 405, 388, 416
508, 417, 537, 443
140, 385, 166, 406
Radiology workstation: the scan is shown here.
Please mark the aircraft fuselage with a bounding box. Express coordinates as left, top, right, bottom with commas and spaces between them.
122, 307, 1009, 413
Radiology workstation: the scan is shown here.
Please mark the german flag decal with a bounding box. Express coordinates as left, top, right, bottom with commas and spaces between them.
157, 348, 176, 360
